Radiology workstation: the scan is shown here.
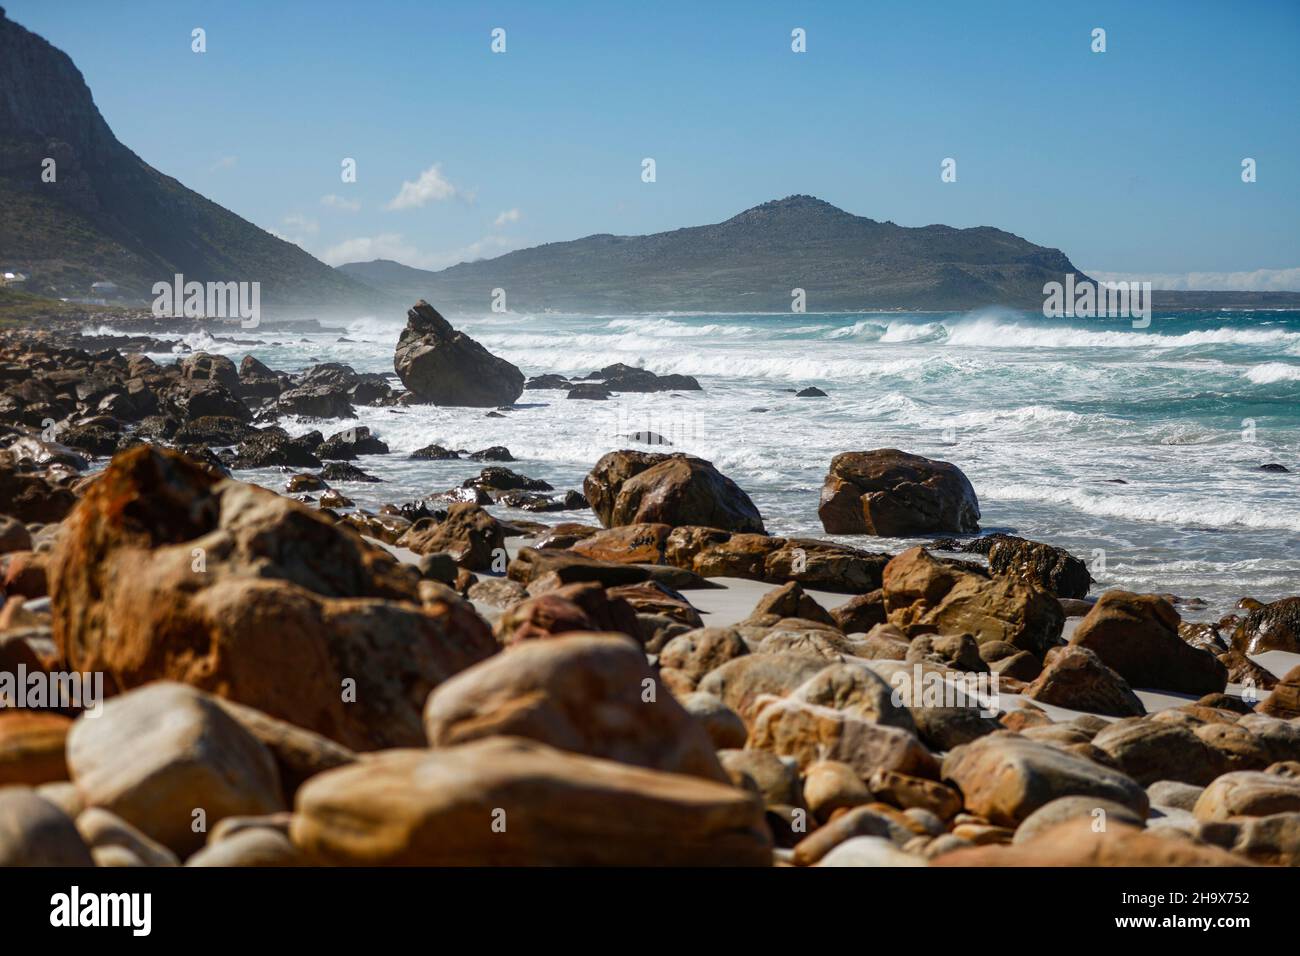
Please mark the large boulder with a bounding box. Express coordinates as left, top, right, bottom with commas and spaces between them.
882, 547, 1063, 655
394, 301, 524, 407
1070, 591, 1227, 696
941, 731, 1149, 827
818, 449, 979, 536
291, 737, 772, 865
66, 683, 284, 856
423, 634, 726, 782
584, 450, 765, 533
48, 446, 496, 750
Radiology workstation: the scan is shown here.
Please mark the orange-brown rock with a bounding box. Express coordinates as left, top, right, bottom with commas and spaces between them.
1261, 664, 1300, 719
748, 693, 939, 780
932, 818, 1247, 866
1070, 590, 1227, 696
395, 503, 505, 571
818, 449, 979, 536
291, 737, 771, 866
48, 446, 494, 751
494, 581, 640, 644
882, 547, 1062, 655
569, 523, 671, 564
0, 711, 70, 786
424, 633, 727, 782
584, 451, 765, 533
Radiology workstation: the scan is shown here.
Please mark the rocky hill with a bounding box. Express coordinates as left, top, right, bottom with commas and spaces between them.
0, 9, 390, 316
341, 195, 1087, 312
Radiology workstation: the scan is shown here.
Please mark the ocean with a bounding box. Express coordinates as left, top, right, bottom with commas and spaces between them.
129, 308, 1300, 622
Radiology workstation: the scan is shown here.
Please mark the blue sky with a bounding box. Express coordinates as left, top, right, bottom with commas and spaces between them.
8, 0, 1300, 287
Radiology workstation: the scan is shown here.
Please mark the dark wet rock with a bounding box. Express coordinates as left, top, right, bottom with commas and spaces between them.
237, 355, 287, 399
497, 489, 588, 512
463, 467, 552, 493
1231, 597, 1300, 656
230, 427, 322, 469
585, 450, 764, 533
317, 426, 389, 460
276, 384, 356, 420
285, 473, 327, 493
319, 462, 381, 483
167, 381, 252, 423
59, 422, 132, 456
468, 445, 514, 462
179, 352, 240, 392
394, 301, 524, 407
524, 374, 571, 390
409, 444, 460, 460
592, 363, 701, 393
172, 416, 258, 447
819, 449, 980, 536
986, 535, 1091, 600
567, 383, 611, 400
796, 386, 827, 397
1259, 463, 1290, 473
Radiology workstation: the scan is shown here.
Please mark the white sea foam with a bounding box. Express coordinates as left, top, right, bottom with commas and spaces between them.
980, 482, 1300, 533
1245, 362, 1300, 384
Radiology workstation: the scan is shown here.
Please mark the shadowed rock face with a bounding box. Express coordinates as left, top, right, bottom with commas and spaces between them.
394, 301, 524, 407
584, 450, 766, 533
818, 449, 980, 536
48, 445, 496, 751
1070, 590, 1228, 696
290, 736, 773, 866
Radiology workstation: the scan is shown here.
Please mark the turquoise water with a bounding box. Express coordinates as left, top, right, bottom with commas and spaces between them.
129, 307, 1300, 620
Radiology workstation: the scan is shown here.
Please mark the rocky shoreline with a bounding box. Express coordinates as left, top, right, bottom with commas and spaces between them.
1, 301, 1298, 867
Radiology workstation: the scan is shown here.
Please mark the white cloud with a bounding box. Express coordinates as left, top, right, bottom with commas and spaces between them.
210, 156, 238, 172
321, 233, 422, 266
282, 213, 319, 237
321, 233, 524, 270
320, 193, 361, 212
494, 208, 522, 227
1086, 267, 1300, 292
386, 164, 462, 210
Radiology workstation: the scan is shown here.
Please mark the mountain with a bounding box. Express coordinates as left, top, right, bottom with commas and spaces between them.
340, 195, 1088, 313
0, 9, 391, 316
